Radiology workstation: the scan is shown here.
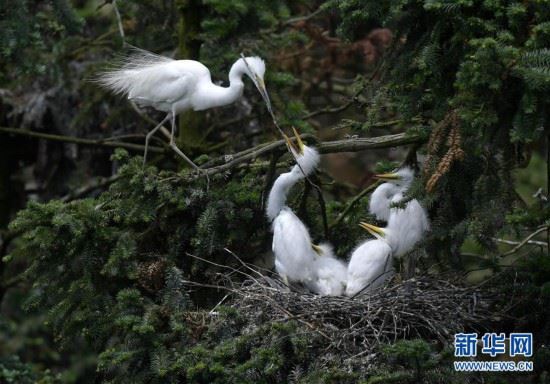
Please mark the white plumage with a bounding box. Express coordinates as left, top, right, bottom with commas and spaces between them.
385, 192, 430, 258
272, 208, 318, 284
346, 167, 429, 297
369, 182, 400, 222
268, 145, 348, 295
369, 167, 414, 221
265, 130, 320, 222
368, 167, 429, 257
306, 243, 348, 296
266, 130, 320, 285
267, 133, 348, 295
97, 47, 270, 168
345, 238, 393, 297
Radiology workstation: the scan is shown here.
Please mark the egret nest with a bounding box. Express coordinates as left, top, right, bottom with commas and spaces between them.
227, 274, 494, 357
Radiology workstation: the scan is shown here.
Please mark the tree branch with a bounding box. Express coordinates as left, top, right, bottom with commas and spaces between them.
0, 126, 165, 154
199, 132, 423, 179
499, 226, 549, 257
283, 7, 325, 26
60, 174, 123, 203
492, 237, 548, 248
303, 86, 364, 120
329, 181, 381, 230
318, 133, 423, 154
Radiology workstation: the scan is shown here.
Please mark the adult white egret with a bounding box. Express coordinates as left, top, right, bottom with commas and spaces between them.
266, 128, 321, 285
306, 243, 347, 296
97, 47, 271, 168
345, 224, 393, 297
369, 167, 414, 221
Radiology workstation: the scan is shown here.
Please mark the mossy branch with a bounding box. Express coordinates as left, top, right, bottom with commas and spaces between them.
0, 126, 425, 180
202, 132, 425, 177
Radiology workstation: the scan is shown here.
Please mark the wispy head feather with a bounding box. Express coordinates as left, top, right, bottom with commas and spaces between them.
241, 56, 266, 78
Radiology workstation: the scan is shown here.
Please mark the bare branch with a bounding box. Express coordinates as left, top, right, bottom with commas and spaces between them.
0, 126, 165, 154
318, 133, 423, 154
201, 132, 424, 179
284, 7, 325, 26
303, 86, 364, 120
493, 237, 548, 248
499, 226, 549, 257
60, 174, 122, 203
329, 181, 381, 229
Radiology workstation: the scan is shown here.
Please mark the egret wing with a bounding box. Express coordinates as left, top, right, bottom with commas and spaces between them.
127, 64, 197, 106
272, 210, 316, 282
346, 240, 392, 295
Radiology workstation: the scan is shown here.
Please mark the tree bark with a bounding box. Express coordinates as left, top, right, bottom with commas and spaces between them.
176, 0, 205, 153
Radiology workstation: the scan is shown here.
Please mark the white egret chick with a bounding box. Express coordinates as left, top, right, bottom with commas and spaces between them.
345, 224, 393, 297
265, 128, 319, 221
359, 208, 428, 261
98, 47, 271, 168
266, 128, 320, 284
386, 193, 430, 257
369, 167, 415, 221
368, 167, 429, 256
306, 243, 347, 296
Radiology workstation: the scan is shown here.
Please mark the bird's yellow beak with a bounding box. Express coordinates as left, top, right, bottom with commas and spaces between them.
311, 243, 323, 256
358, 222, 385, 238
254, 75, 272, 112
283, 127, 305, 155
292, 127, 305, 154
374, 172, 401, 180
256, 75, 266, 92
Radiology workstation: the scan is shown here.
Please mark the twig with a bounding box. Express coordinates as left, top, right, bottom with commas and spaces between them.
60, 174, 123, 202
232, 275, 493, 356
303, 86, 364, 120
283, 7, 325, 26
500, 227, 549, 257
330, 181, 381, 231
112, 0, 126, 45
0, 126, 165, 153
493, 237, 548, 248
313, 175, 329, 239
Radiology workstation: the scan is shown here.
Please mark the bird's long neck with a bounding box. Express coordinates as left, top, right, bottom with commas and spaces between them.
266, 166, 303, 222
195, 59, 246, 110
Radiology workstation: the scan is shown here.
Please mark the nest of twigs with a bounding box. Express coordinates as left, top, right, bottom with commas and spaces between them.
229, 274, 494, 357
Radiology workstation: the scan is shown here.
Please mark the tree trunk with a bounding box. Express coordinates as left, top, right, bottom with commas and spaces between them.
176, 0, 205, 154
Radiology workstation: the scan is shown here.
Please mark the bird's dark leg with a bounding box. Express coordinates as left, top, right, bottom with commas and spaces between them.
168, 111, 210, 189
169, 112, 177, 146
143, 114, 171, 167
